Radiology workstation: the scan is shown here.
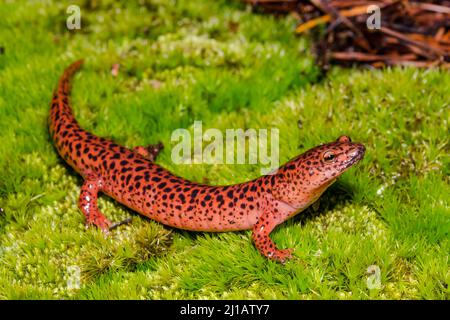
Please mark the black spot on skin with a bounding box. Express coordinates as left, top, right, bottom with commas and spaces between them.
109, 162, 116, 170
270, 175, 276, 186
152, 177, 161, 182
157, 182, 167, 189
120, 160, 129, 166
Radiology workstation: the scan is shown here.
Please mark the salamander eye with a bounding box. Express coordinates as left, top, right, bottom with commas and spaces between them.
322, 150, 336, 163
337, 135, 351, 143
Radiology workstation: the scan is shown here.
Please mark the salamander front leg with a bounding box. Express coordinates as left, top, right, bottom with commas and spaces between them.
133, 142, 164, 162
252, 211, 293, 264
79, 176, 111, 232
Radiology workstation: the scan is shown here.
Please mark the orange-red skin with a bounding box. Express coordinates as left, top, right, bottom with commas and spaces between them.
49, 60, 365, 263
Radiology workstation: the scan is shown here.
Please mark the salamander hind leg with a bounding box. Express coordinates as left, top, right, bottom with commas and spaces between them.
133, 142, 164, 161
252, 211, 293, 264
78, 175, 111, 232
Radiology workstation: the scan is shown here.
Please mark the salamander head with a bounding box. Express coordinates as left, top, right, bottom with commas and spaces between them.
273, 135, 365, 209
308, 135, 366, 181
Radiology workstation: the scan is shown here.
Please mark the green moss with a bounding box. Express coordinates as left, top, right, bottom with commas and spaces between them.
0, 0, 448, 299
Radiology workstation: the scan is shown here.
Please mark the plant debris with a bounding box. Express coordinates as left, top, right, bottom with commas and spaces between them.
245, 0, 450, 69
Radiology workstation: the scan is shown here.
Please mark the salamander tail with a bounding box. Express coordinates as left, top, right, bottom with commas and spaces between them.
57, 59, 84, 96
49, 59, 85, 139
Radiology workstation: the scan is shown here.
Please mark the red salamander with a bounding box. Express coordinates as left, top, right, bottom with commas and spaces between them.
49, 60, 365, 263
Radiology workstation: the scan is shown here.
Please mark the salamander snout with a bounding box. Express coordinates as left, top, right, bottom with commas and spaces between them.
347, 143, 365, 161
340, 141, 365, 170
